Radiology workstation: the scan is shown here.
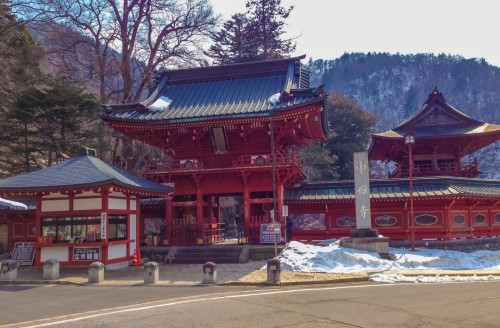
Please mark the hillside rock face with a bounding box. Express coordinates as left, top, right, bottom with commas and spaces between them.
308, 53, 500, 178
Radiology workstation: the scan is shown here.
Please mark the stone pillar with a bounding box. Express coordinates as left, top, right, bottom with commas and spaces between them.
144, 262, 159, 284
88, 262, 104, 283
0, 260, 18, 280
43, 259, 59, 280
202, 262, 217, 284
266, 258, 281, 285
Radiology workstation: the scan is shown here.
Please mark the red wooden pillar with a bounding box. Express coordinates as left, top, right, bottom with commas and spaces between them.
215, 196, 221, 224
443, 200, 454, 240
164, 194, 173, 226
196, 189, 203, 224
243, 186, 250, 225
35, 195, 42, 265
101, 189, 109, 263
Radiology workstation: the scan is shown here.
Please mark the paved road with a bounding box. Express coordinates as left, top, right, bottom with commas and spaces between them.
2, 281, 499, 327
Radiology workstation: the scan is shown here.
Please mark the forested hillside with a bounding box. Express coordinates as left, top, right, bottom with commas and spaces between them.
307, 53, 500, 178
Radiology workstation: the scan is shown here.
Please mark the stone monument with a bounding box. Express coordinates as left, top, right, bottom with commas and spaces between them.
340, 152, 389, 254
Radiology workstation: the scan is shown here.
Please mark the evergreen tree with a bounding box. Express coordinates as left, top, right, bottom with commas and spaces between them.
0, 79, 101, 176
324, 93, 378, 180
300, 93, 377, 181
245, 0, 295, 60
207, 13, 257, 64
208, 0, 295, 64
298, 141, 339, 181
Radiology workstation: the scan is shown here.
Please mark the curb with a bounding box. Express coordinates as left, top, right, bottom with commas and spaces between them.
2, 272, 499, 287
219, 276, 370, 287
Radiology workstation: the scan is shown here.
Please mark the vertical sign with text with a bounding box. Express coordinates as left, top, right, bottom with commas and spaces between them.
354, 152, 372, 230
100, 212, 107, 240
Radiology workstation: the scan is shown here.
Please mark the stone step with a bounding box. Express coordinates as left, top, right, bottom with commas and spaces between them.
172, 246, 243, 264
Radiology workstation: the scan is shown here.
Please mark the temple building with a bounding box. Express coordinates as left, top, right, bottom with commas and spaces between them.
102, 56, 328, 245
285, 88, 500, 243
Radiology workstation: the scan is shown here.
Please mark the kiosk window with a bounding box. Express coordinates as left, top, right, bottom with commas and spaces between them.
108, 215, 127, 240
41, 216, 101, 242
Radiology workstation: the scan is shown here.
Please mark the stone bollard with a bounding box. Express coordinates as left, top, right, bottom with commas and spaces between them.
144, 262, 159, 284
202, 261, 217, 284
0, 260, 18, 280
43, 259, 59, 280
266, 258, 281, 284
88, 262, 104, 283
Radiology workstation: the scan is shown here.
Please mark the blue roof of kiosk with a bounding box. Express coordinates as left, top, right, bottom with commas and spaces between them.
285, 177, 500, 201
0, 156, 173, 195
101, 56, 327, 124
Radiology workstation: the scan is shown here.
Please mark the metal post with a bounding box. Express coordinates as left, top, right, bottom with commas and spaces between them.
409, 143, 415, 251
270, 117, 278, 257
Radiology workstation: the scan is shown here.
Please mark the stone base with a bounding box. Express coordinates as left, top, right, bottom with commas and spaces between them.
105, 261, 129, 270
340, 236, 389, 254
350, 229, 378, 238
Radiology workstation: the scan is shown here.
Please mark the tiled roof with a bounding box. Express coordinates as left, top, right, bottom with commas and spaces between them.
0, 156, 173, 195
102, 56, 326, 123
373, 88, 500, 138
285, 177, 500, 201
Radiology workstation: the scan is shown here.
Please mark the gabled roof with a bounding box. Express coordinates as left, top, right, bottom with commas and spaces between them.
374, 88, 500, 138
0, 156, 173, 196
285, 177, 500, 202
368, 88, 500, 160
101, 56, 327, 124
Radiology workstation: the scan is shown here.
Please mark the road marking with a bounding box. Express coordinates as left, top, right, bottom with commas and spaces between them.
8, 284, 393, 327
12, 281, 499, 328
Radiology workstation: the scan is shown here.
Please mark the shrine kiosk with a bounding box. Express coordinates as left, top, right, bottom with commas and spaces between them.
0, 155, 173, 267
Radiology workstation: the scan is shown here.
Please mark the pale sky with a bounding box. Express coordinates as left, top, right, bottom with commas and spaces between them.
210, 0, 500, 67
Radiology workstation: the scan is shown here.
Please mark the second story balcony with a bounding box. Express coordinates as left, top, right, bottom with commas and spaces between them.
144, 152, 306, 183
388, 158, 478, 178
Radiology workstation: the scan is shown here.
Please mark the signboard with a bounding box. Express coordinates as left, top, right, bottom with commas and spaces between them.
282, 205, 288, 217
268, 223, 281, 234
73, 247, 100, 261
260, 223, 282, 244
11, 242, 36, 266
289, 214, 326, 230
354, 152, 372, 229
100, 212, 107, 239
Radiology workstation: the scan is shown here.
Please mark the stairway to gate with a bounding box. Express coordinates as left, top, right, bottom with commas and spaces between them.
171, 245, 244, 264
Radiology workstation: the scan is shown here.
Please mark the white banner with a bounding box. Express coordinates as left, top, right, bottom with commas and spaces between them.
100, 212, 107, 239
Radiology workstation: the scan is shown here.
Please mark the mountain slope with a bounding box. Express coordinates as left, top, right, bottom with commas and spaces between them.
308, 53, 500, 178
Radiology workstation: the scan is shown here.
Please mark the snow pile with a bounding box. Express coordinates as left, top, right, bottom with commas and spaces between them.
150, 96, 173, 112
277, 241, 500, 283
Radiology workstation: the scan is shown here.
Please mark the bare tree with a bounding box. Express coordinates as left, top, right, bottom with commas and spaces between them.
11, 0, 219, 103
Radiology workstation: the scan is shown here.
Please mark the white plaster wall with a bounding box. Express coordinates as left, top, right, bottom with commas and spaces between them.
41, 199, 69, 212
108, 244, 127, 260
130, 197, 137, 210
40, 247, 69, 262
129, 214, 137, 255
110, 191, 126, 198
43, 192, 65, 199
78, 191, 101, 197
108, 198, 127, 210
73, 198, 101, 211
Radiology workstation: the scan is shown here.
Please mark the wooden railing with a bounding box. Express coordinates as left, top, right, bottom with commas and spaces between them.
144, 159, 204, 175
233, 152, 306, 177
164, 223, 225, 246
144, 151, 306, 176
389, 159, 478, 178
